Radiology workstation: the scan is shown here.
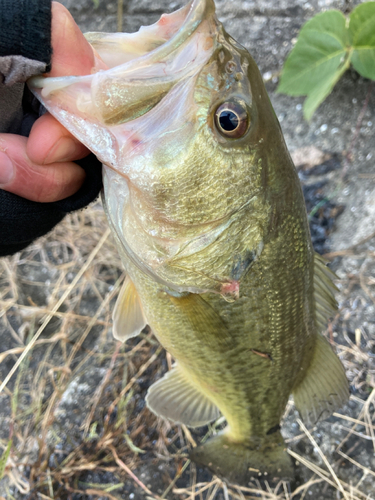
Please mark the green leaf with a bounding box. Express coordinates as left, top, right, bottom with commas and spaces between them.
303, 62, 347, 120
277, 10, 351, 118
349, 2, 375, 80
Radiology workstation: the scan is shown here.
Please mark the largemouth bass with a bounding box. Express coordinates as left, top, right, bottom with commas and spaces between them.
30, 0, 349, 485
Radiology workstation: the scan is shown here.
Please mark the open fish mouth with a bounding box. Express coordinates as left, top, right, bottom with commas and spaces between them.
29, 0, 217, 135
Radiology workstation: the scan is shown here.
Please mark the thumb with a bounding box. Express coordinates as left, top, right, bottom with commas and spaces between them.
49, 2, 96, 77
26, 3, 97, 176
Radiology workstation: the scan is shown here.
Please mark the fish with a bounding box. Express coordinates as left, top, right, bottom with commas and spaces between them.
29, 0, 349, 485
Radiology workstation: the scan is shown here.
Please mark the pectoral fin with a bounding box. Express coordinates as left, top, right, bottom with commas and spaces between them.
146, 365, 220, 427
292, 334, 349, 426
112, 276, 147, 341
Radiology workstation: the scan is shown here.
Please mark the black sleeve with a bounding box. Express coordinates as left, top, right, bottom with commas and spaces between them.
0, 0, 52, 76
0, 155, 103, 256
0, 0, 103, 257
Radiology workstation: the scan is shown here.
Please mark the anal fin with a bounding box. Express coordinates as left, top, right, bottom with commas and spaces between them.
293, 334, 349, 426
146, 365, 220, 427
112, 276, 147, 341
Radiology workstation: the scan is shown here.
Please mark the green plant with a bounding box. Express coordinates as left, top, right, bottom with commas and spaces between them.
277, 1, 375, 120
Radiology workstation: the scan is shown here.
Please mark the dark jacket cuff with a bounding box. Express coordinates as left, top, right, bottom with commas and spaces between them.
0, 154, 103, 257
0, 0, 51, 68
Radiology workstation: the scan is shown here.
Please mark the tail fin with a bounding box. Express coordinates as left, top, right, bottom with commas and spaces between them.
190, 431, 294, 485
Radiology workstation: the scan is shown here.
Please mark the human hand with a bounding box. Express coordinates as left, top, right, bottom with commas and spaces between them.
0, 2, 96, 203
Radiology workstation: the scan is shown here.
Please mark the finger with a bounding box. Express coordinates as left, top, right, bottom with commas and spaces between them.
0, 135, 86, 202
27, 113, 89, 164
28, 4, 95, 167
49, 2, 96, 76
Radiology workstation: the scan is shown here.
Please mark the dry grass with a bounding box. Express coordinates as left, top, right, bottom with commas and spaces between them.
0, 200, 374, 499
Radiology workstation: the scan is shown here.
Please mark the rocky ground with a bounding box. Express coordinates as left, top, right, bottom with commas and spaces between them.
1, 0, 375, 499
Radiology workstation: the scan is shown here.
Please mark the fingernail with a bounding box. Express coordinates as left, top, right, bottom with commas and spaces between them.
0, 151, 15, 185
44, 137, 78, 164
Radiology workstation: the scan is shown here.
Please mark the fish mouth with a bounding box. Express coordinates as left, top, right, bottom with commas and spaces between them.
86, 0, 216, 68
29, 0, 217, 128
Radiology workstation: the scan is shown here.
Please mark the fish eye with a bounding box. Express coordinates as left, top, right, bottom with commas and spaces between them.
214, 101, 249, 139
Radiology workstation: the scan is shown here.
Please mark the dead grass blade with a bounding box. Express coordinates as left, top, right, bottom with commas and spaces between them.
109, 444, 161, 498
0, 228, 111, 394
296, 418, 349, 500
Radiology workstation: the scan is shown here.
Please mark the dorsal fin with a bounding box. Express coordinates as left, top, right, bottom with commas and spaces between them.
314, 253, 338, 332
112, 276, 147, 341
